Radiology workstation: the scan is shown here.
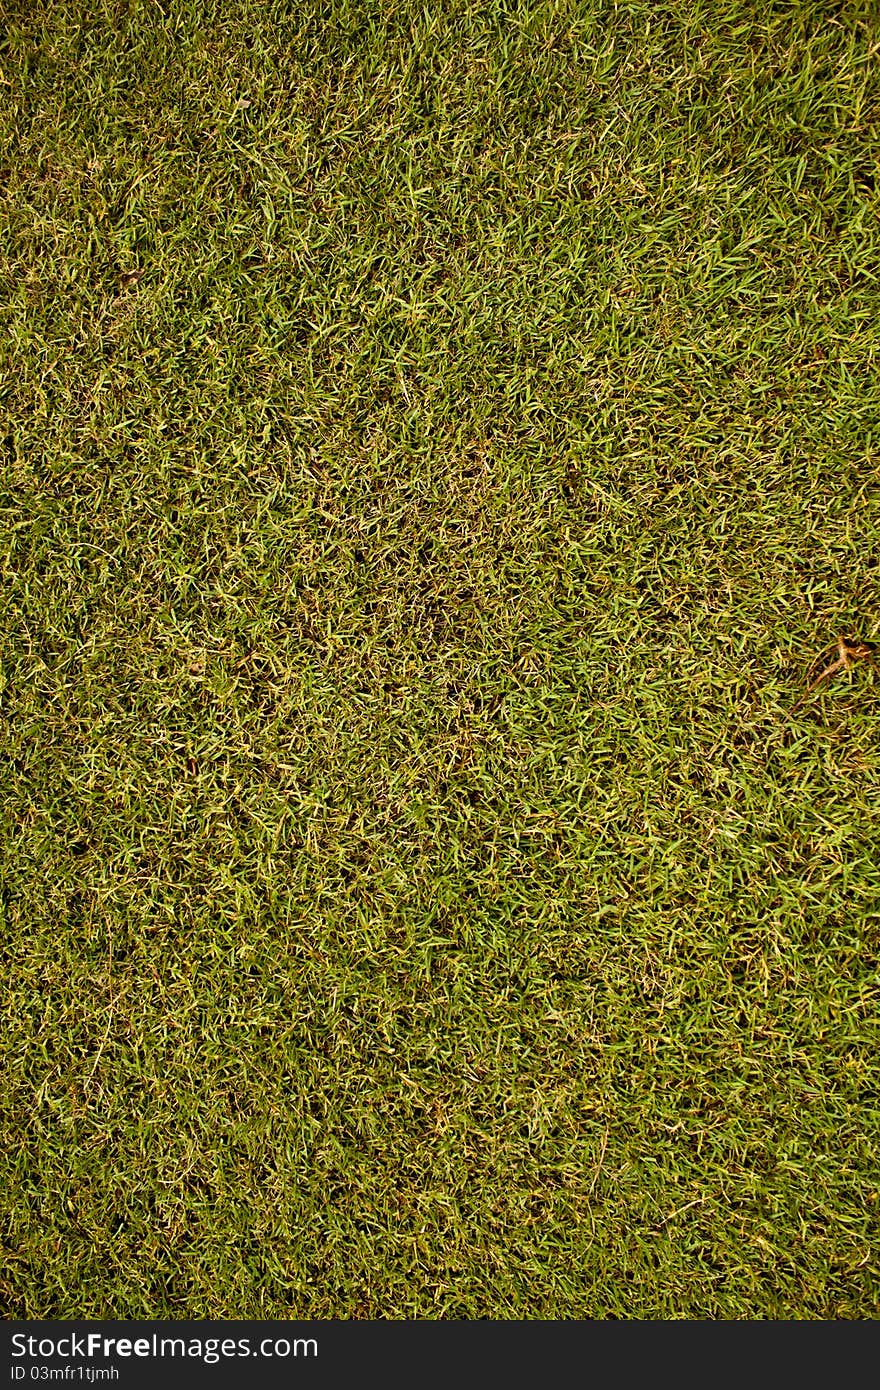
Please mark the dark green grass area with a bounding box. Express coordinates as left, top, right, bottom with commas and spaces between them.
2, 0, 880, 1318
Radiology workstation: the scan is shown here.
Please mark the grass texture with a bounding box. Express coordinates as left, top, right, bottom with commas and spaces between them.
1, 0, 880, 1318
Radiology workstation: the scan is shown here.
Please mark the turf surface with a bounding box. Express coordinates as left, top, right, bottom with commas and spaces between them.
1, 0, 879, 1318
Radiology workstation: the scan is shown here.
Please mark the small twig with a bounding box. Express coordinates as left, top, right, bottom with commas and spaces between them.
790, 635, 876, 715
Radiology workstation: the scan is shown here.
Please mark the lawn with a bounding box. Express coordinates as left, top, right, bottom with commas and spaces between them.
1, 0, 879, 1319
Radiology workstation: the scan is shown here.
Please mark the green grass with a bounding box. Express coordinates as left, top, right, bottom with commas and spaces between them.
2, 0, 880, 1319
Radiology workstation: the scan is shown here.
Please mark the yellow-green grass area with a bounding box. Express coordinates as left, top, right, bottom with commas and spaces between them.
2, 0, 879, 1318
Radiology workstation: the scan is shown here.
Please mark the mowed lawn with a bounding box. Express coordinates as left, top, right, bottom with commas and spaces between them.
1, 0, 879, 1318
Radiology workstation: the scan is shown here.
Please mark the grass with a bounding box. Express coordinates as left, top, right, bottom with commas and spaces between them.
1, 0, 879, 1320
